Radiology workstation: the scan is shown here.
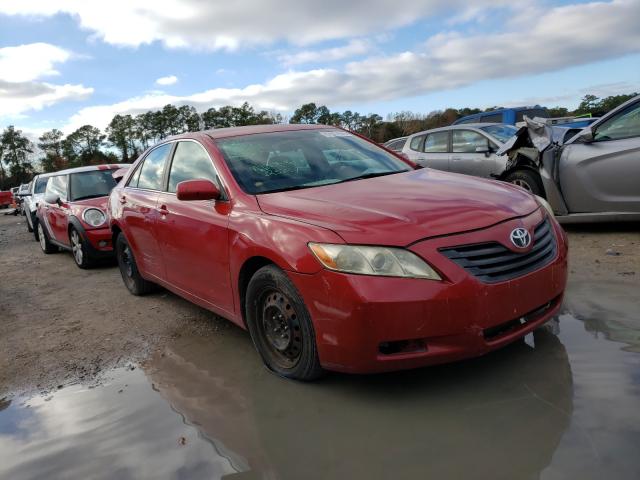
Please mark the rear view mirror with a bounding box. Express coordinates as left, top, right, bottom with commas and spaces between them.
176, 179, 221, 201
44, 192, 61, 205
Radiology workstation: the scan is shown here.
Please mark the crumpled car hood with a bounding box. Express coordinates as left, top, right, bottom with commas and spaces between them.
257, 169, 539, 246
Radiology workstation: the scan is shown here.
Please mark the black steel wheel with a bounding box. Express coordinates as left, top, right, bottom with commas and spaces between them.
115, 232, 155, 295
246, 265, 324, 381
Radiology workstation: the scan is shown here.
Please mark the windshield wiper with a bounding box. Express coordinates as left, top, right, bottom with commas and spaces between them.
335, 170, 406, 184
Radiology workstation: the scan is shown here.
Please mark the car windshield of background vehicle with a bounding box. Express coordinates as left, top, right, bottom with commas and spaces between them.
69, 170, 117, 201
216, 130, 411, 194
34, 178, 48, 194
480, 125, 518, 143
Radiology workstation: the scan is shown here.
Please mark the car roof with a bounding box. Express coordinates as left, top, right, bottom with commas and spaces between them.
47, 164, 129, 176
408, 123, 505, 136
201, 123, 335, 140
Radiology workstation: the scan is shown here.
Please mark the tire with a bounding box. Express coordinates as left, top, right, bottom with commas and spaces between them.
115, 232, 155, 295
37, 222, 57, 254
26, 212, 34, 233
505, 170, 544, 197
69, 227, 95, 269
245, 265, 324, 381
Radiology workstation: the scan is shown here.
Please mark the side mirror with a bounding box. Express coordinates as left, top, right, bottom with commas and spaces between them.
44, 192, 61, 205
176, 179, 221, 201
577, 128, 594, 143
475, 142, 492, 156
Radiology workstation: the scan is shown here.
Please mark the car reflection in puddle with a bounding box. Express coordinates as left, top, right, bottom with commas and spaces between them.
1, 295, 640, 479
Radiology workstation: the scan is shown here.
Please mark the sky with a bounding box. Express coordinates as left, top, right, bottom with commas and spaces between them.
0, 0, 639, 137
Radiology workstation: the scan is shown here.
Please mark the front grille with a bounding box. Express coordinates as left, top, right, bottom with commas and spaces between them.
439, 218, 557, 283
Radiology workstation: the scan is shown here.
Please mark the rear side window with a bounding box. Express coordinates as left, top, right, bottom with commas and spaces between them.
134, 144, 172, 190
409, 135, 424, 151
168, 141, 220, 193
517, 109, 548, 122
46, 175, 68, 200
423, 132, 449, 153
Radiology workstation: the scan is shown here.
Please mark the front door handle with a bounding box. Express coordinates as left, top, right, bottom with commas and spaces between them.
158, 205, 169, 216
119, 196, 127, 204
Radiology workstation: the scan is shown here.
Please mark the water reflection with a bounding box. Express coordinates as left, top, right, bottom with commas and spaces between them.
147, 324, 574, 479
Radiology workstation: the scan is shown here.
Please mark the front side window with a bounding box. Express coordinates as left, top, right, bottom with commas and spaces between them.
216, 129, 410, 194
69, 170, 118, 201
593, 102, 640, 142
46, 175, 68, 200
135, 143, 172, 190
34, 177, 49, 194
452, 130, 490, 153
423, 132, 449, 153
168, 141, 220, 193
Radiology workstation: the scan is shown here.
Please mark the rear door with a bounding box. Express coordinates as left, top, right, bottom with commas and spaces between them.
43, 174, 70, 245
155, 140, 234, 314
120, 143, 173, 279
560, 100, 640, 213
449, 129, 497, 178
405, 131, 450, 171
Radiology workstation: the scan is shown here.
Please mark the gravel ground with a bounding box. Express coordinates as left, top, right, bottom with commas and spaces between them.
1, 212, 638, 397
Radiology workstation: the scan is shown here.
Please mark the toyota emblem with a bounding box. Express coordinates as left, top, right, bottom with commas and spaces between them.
510, 228, 531, 248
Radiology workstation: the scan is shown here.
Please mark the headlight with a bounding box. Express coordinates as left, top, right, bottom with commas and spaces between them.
82, 208, 106, 227
535, 195, 555, 218
308, 243, 442, 280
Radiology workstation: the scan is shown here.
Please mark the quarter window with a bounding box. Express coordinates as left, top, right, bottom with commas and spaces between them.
593, 102, 640, 142
423, 132, 449, 153
135, 144, 172, 190
168, 141, 220, 193
452, 130, 490, 153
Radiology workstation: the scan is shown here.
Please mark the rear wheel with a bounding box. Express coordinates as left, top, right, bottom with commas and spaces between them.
246, 265, 324, 381
70, 228, 95, 269
115, 232, 155, 295
505, 169, 544, 197
37, 222, 57, 254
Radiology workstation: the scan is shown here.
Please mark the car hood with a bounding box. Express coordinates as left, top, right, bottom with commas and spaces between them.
256, 169, 539, 246
70, 196, 109, 217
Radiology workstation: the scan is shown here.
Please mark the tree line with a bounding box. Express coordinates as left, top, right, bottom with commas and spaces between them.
0, 93, 636, 190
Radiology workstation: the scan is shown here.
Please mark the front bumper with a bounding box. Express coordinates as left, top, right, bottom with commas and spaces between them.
81, 226, 115, 259
289, 210, 568, 374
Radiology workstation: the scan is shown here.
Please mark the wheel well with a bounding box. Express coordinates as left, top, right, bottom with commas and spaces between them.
238, 256, 275, 328
499, 163, 546, 198
111, 224, 122, 247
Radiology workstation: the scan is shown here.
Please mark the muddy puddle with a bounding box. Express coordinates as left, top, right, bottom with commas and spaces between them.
2, 283, 639, 479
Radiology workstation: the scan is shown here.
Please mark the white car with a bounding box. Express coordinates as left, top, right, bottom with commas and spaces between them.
22, 173, 55, 237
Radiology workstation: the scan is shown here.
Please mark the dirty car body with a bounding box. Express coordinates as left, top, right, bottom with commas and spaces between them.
108, 124, 567, 380
498, 95, 640, 223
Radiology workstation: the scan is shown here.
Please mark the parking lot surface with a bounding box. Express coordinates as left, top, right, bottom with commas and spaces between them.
1, 213, 639, 479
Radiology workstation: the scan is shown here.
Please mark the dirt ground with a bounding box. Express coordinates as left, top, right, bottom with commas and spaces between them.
1, 212, 639, 398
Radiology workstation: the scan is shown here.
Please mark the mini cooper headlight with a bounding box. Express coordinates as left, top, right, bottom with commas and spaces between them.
82, 208, 106, 227
535, 195, 555, 218
308, 243, 442, 280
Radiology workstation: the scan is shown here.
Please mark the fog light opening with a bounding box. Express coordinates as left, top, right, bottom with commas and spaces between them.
98, 240, 108, 248
379, 339, 426, 356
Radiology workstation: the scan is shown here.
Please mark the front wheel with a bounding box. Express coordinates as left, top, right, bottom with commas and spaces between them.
246, 265, 324, 381
505, 170, 544, 197
70, 228, 95, 269
115, 232, 156, 295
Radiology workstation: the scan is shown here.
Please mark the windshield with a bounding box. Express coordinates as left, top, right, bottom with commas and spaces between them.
216, 129, 411, 194
69, 170, 117, 201
480, 125, 518, 143
34, 177, 48, 194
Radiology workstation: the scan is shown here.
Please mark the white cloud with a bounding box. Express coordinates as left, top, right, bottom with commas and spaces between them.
60, 0, 640, 131
0, 0, 510, 50
0, 43, 92, 118
279, 39, 371, 66
155, 75, 178, 86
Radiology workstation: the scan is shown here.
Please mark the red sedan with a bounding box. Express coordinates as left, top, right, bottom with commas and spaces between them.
108, 125, 567, 380
36, 164, 128, 268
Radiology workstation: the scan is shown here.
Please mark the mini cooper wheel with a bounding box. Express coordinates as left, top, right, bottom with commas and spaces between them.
246, 265, 324, 381
70, 228, 94, 269
37, 222, 57, 254
505, 170, 544, 197
116, 232, 155, 295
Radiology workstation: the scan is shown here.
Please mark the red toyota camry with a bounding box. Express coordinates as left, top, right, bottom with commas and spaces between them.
108, 125, 567, 380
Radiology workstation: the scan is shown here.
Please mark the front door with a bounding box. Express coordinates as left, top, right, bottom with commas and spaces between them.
449, 129, 497, 178
155, 140, 234, 314
560, 100, 640, 213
